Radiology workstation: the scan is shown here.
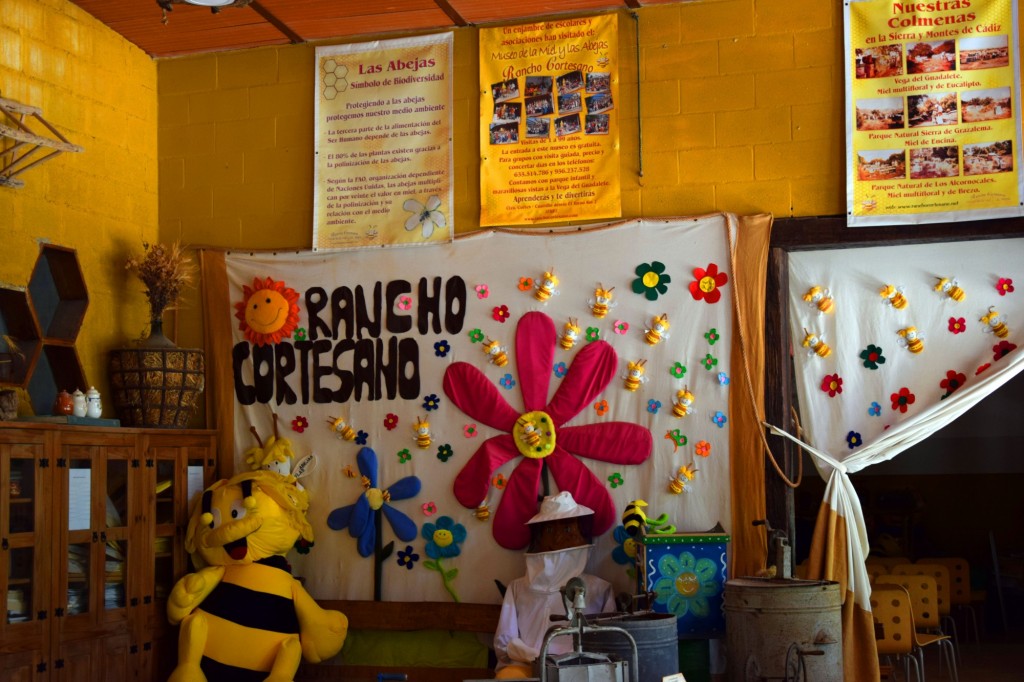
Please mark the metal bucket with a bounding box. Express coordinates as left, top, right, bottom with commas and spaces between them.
723, 578, 843, 682
582, 613, 678, 682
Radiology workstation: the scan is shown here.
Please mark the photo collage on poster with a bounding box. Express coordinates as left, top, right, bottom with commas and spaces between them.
489, 69, 612, 145
853, 34, 1013, 181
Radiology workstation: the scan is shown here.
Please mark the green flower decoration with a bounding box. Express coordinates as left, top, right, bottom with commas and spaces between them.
586, 327, 601, 342
631, 261, 672, 300
468, 328, 484, 343
397, 448, 411, 463
652, 551, 721, 619
702, 353, 718, 370
670, 362, 687, 379
437, 443, 454, 462
608, 472, 624, 488
704, 328, 719, 345
293, 327, 307, 341
860, 344, 886, 370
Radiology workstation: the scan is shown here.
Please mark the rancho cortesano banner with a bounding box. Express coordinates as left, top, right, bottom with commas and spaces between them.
479, 14, 620, 226
313, 34, 453, 250
846, 0, 1024, 225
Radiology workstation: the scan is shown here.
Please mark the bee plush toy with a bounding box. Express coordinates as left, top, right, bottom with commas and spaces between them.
167, 470, 348, 681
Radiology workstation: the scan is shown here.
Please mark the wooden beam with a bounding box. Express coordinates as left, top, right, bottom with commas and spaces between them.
434, 0, 469, 26
770, 214, 1024, 250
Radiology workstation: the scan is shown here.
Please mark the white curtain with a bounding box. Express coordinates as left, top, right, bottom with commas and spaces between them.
781, 237, 1024, 612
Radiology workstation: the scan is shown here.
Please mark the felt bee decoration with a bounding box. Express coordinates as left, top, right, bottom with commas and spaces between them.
413, 416, 432, 449
588, 284, 616, 318
803, 286, 834, 314
671, 387, 696, 418
880, 284, 908, 310
981, 306, 1009, 338
801, 328, 832, 358
897, 326, 925, 353
482, 338, 509, 367
326, 415, 356, 441
644, 313, 671, 346
560, 318, 581, 350
667, 463, 698, 494
534, 268, 559, 302
934, 277, 965, 303
622, 359, 648, 392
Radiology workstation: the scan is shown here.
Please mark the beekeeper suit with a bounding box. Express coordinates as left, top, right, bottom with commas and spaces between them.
494, 491, 616, 679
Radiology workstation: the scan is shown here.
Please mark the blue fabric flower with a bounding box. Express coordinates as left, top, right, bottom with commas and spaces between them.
423, 393, 441, 411
500, 373, 516, 390
327, 447, 421, 558
434, 340, 451, 357
422, 515, 467, 559
647, 399, 661, 414
868, 401, 881, 417
355, 430, 368, 445
612, 525, 638, 565
397, 545, 419, 570
553, 361, 568, 378
712, 411, 727, 428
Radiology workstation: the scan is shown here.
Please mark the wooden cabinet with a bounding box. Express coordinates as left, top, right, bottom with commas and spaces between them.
0, 423, 216, 681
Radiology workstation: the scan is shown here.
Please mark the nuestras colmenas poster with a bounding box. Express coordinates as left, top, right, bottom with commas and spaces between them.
479, 14, 621, 226
846, 0, 1024, 225
314, 34, 453, 250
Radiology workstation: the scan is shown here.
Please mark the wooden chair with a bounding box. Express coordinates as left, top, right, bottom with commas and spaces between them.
871, 583, 922, 682
876, 574, 959, 681
918, 556, 980, 646
896, 562, 959, 663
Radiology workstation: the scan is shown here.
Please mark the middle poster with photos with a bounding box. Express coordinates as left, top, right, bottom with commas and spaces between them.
480, 14, 621, 226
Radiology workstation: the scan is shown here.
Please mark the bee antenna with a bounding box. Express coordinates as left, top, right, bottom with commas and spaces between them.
249, 425, 264, 448
271, 412, 279, 439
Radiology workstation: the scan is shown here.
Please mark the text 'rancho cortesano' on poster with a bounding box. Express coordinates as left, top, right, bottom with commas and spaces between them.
845, 0, 1024, 225
314, 34, 453, 250
479, 15, 620, 226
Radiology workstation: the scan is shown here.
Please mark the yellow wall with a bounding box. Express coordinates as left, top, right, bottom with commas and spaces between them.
1, 0, 157, 412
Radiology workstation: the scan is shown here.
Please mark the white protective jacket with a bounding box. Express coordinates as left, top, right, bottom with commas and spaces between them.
493, 545, 615, 672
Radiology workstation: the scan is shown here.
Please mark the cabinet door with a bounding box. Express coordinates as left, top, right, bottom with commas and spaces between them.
0, 649, 45, 682
0, 430, 52, 659
141, 433, 216, 681
54, 434, 136, 646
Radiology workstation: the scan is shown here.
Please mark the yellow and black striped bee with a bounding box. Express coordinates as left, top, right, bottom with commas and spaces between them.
897, 326, 925, 353
534, 268, 559, 302
483, 338, 509, 367
413, 416, 432, 449
644, 313, 671, 346
880, 284, 908, 310
667, 463, 698, 494
934, 277, 966, 302
622, 499, 648, 537
801, 328, 831, 358
981, 306, 1009, 338
803, 285, 835, 314
622, 359, 648, 392
560, 318, 581, 350
588, 284, 616, 318
671, 387, 696, 418
326, 416, 356, 441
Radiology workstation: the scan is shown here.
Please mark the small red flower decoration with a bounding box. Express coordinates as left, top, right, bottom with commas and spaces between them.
291, 416, 308, 433
688, 263, 729, 304
517, 277, 534, 291
493, 305, 510, 323
383, 413, 399, 431
891, 387, 915, 413
594, 399, 609, 417
492, 473, 507, 489
993, 340, 1018, 360
948, 317, 966, 334
976, 363, 991, 375
939, 370, 966, 396
820, 373, 843, 397
996, 277, 1014, 296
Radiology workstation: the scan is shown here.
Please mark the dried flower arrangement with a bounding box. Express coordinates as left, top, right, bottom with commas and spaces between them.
125, 242, 195, 325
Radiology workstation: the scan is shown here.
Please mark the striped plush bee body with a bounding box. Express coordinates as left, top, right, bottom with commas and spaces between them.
622, 499, 648, 537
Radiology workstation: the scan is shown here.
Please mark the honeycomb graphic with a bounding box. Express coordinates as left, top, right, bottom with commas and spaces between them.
321, 58, 349, 100
0, 244, 88, 415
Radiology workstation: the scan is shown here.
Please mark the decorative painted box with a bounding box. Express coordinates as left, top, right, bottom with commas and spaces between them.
637, 532, 730, 638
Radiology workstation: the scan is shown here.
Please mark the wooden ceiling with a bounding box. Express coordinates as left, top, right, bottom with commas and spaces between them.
67, 0, 675, 59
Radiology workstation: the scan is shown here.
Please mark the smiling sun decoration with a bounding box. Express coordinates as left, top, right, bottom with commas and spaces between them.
234, 276, 301, 346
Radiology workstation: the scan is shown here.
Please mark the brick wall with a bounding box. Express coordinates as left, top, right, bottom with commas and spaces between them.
0, 0, 157, 409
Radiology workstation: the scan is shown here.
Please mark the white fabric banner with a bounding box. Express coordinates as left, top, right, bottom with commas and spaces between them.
224, 217, 736, 603
785, 237, 1024, 607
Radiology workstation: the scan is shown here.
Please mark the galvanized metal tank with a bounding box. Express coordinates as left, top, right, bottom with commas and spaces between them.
723, 578, 843, 682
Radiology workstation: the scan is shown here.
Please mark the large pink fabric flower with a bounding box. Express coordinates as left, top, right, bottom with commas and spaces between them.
443, 311, 653, 549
